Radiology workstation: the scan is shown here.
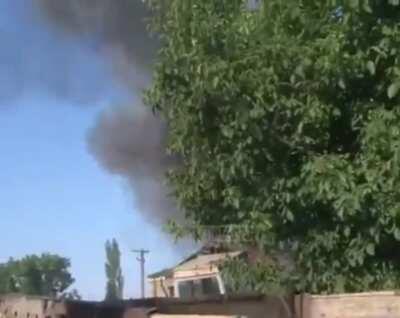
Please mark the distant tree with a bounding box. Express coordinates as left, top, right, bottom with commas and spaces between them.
59, 289, 82, 301
0, 254, 74, 297
0, 261, 18, 294
105, 239, 124, 301
18, 257, 43, 295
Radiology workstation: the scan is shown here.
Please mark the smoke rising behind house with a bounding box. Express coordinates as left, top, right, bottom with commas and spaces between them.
1, 0, 181, 226
37, 0, 181, 225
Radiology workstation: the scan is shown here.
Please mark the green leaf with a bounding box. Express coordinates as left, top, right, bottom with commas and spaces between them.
389, 0, 400, 6
286, 210, 294, 222
366, 243, 375, 256
222, 126, 234, 138
366, 61, 375, 75
349, 0, 360, 8
388, 82, 400, 99
338, 78, 346, 89
362, 0, 373, 13
394, 228, 400, 241
212, 77, 220, 88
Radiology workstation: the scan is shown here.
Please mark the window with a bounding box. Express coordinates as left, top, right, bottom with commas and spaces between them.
168, 286, 175, 297
201, 277, 220, 295
177, 277, 221, 298
178, 280, 194, 298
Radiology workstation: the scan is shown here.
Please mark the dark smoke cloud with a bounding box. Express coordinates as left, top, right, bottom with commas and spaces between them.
0, 1, 117, 105
37, 0, 184, 225
37, 0, 158, 90
88, 106, 167, 178
88, 105, 182, 225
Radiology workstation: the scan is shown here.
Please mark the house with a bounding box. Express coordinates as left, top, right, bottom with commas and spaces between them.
147, 248, 244, 299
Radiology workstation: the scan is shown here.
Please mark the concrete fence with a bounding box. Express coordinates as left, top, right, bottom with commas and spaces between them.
150, 294, 293, 318
295, 291, 400, 318
148, 292, 400, 318
151, 315, 237, 318
4, 292, 400, 318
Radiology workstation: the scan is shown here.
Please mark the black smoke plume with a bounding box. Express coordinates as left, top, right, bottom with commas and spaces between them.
37, 0, 183, 225
38, 0, 158, 89
0, 1, 115, 105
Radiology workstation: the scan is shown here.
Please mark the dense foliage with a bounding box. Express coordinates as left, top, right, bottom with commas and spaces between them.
220, 258, 285, 295
146, 0, 400, 293
104, 239, 124, 301
0, 254, 74, 297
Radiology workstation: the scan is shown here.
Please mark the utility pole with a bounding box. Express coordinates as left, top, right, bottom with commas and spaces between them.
132, 249, 149, 298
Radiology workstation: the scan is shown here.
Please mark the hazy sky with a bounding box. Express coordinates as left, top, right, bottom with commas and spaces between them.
0, 1, 185, 300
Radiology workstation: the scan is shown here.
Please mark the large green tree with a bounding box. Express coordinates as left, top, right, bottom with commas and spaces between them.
0, 254, 74, 297
104, 239, 124, 301
146, 0, 400, 293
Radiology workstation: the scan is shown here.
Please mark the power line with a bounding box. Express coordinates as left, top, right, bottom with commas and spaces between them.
132, 249, 149, 298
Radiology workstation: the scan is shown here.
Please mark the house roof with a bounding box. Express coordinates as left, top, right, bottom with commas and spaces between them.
175, 251, 243, 271
147, 268, 173, 279
148, 250, 243, 279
